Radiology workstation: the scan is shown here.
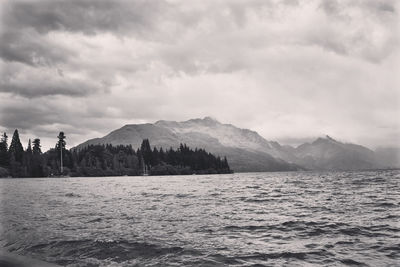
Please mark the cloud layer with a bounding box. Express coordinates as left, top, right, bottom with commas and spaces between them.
1, 0, 399, 150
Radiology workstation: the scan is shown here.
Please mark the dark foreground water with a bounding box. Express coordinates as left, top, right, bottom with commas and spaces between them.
0, 171, 399, 266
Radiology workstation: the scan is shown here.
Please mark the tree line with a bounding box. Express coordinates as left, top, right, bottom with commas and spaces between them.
0, 130, 232, 177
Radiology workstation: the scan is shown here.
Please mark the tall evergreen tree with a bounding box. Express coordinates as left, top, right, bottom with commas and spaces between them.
1, 132, 8, 150
56, 132, 66, 150
31, 138, 44, 177
24, 139, 33, 177
140, 139, 152, 167
57, 132, 66, 173
26, 139, 32, 154
0, 132, 9, 167
9, 129, 24, 163
32, 139, 42, 154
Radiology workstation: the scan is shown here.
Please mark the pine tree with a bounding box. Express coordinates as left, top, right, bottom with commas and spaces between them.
140, 139, 152, 167
0, 132, 9, 167
9, 129, 24, 163
32, 138, 42, 154
56, 132, 66, 174
159, 147, 165, 162
26, 139, 32, 154
23, 139, 33, 176
1, 132, 8, 150
152, 147, 159, 166
31, 139, 44, 177
56, 132, 66, 150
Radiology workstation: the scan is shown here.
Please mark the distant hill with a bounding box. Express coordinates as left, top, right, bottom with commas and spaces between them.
75, 117, 390, 172
292, 136, 380, 170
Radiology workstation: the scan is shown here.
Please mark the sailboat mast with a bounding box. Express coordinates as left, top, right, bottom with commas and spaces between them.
60, 143, 63, 174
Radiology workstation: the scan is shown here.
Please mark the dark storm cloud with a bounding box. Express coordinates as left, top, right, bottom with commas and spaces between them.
0, 0, 175, 73
0, 62, 106, 98
2, 0, 171, 37
0, 104, 60, 130
0, 77, 102, 98
0, 96, 121, 134
0, 30, 74, 66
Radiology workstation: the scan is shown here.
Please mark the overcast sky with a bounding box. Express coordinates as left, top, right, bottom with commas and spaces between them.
0, 0, 399, 150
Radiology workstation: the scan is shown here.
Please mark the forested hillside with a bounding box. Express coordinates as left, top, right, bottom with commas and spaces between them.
0, 130, 231, 178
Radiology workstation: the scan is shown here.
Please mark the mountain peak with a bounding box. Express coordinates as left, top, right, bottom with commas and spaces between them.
185, 116, 220, 125
203, 116, 219, 123
325, 135, 337, 142
313, 135, 340, 145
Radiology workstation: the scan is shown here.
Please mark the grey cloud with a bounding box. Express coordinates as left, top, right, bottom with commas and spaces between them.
378, 2, 396, 13
0, 64, 105, 98
156, 0, 398, 74
0, 96, 117, 133
281, 0, 299, 6
0, 98, 110, 149
0, 104, 60, 130
319, 0, 340, 15
313, 0, 399, 62
0, 30, 74, 66
1, 79, 100, 98
0, 92, 146, 151
319, 0, 397, 16
3, 0, 171, 37
361, 0, 397, 14
2, 0, 398, 71
0, 0, 175, 68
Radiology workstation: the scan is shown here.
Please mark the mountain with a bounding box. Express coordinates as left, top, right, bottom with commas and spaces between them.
292, 136, 380, 170
75, 117, 386, 172
75, 117, 300, 172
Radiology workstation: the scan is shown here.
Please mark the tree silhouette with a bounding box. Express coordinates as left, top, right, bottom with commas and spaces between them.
26, 139, 32, 154
0, 133, 9, 168
140, 139, 152, 167
33, 139, 42, 154
57, 132, 66, 174
9, 129, 24, 163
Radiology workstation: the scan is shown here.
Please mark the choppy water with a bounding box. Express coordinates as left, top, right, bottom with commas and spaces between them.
0, 171, 399, 266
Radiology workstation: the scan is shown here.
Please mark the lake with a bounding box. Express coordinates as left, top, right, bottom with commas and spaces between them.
0, 171, 399, 266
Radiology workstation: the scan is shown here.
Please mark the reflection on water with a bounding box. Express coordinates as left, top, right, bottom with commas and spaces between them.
1, 171, 399, 266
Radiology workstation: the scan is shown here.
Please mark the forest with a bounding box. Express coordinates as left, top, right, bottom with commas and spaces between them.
0, 130, 232, 178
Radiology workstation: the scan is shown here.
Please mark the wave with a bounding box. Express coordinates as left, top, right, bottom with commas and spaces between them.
222, 220, 398, 239
233, 249, 334, 262
64, 193, 82, 198
26, 239, 201, 265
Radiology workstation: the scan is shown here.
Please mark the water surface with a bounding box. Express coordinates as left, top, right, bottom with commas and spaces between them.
1, 171, 399, 266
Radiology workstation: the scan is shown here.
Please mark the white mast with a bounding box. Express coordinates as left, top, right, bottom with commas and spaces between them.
60, 143, 63, 174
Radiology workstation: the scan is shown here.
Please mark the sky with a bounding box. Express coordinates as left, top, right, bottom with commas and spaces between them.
0, 0, 399, 151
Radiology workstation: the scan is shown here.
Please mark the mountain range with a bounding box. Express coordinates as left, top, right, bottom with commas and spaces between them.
75, 117, 399, 172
